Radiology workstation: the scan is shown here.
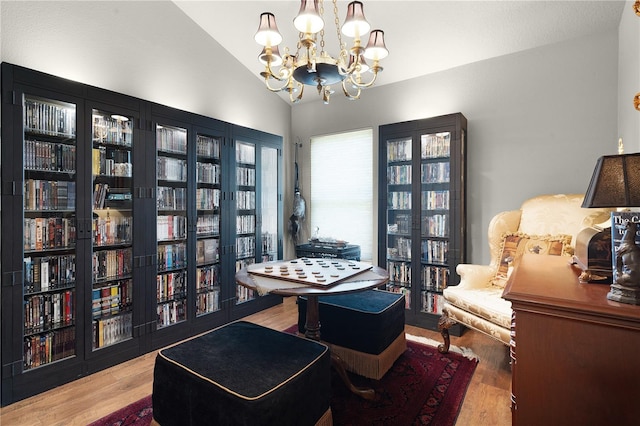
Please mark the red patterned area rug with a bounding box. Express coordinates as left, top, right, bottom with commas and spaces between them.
89, 332, 478, 426
330, 337, 478, 426
88, 394, 152, 426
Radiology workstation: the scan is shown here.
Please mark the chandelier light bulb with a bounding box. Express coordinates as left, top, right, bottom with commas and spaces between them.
341, 1, 370, 39
363, 30, 389, 61
293, 0, 325, 34
255, 12, 283, 46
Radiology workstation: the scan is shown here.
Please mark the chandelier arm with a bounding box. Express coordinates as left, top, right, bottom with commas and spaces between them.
341, 79, 362, 100
263, 72, 293, 92
348, 69, 380, 89
266, 59, 295, 82
335, 49, 354, 76
291, 84, 305, 103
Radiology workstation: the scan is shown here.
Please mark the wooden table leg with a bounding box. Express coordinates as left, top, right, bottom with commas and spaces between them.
331, 353, 377, 400
304, 295, 321, 341
305, 295, 377, 401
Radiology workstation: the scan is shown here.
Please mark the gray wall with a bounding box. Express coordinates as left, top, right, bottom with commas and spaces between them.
1, 1, 637, 266
291, 29, 620, 265
0, 0, 293, 270
618, 0, 640, 148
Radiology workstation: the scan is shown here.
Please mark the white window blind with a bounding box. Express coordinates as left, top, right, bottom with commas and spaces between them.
310, 129, 373, 261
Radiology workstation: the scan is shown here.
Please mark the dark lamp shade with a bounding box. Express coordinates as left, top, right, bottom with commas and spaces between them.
582, 153, 640, 208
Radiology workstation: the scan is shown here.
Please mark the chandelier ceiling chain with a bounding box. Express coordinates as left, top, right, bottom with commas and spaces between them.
319, 0, 327, 57
332, 0, 345, 52
254, 0, 389, 104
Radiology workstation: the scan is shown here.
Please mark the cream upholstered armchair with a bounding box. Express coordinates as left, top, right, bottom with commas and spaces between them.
437, 194, 612, 353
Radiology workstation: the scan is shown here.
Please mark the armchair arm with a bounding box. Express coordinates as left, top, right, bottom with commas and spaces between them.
455, 264, 495, 290
448, 209, 520, 292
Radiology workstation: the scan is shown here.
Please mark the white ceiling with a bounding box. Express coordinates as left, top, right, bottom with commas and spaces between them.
174, 0, 626, 103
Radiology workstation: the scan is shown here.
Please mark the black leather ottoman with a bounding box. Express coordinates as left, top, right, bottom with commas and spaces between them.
152, 321, 332, 426
298, 289, 406, 380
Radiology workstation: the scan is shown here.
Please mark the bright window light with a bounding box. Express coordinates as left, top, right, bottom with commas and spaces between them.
310, 128, 373, 261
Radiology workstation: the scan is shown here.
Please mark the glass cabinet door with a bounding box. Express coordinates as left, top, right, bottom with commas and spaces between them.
420, 132, 451, 314
22, 95, 78, 369
195, 133, 222, 317
90, 110, 134, 349
385, 137, 413, 310
155, 125, 188, 328
260, 146, 279, 262
234, 141, 257, 304
379, 113, 466, 331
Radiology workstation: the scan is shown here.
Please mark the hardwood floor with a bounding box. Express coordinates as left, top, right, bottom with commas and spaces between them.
0, 297, 512, 425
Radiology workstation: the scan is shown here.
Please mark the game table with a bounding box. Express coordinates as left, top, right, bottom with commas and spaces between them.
235, 258, 389, 399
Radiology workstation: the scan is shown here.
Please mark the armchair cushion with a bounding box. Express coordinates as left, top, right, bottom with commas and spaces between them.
443, 285, 512, 329
492, 232, 572, 288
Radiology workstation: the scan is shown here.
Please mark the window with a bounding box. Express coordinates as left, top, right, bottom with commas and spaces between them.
310, 129, 373, 261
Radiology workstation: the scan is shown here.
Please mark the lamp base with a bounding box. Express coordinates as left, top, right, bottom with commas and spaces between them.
607, 283, 640, 305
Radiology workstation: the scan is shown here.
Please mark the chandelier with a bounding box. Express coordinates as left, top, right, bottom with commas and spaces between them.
254, 0, 388, 104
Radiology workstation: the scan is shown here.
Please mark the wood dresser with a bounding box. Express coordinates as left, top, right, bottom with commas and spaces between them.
503, 254, 640, 426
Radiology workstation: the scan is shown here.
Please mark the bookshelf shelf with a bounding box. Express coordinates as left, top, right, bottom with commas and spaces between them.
379, 113, 466, 331
19, 94, 79, 373
155, 124, 188, 330
195, 132, 221, 318
91, 107, 135, 352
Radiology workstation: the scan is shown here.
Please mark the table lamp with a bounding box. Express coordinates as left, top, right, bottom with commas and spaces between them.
581, 150, 640, 305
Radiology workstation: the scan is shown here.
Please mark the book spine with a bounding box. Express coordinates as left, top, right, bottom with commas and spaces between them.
610, 211, 640, 283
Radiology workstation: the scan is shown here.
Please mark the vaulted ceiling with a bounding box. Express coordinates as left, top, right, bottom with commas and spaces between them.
174, 1, 626, 103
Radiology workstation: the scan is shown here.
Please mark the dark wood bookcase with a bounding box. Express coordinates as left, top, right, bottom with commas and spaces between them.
378, 113, 466, 331
1, 63, 283, 405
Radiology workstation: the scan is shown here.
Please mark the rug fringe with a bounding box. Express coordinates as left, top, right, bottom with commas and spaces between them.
406, 334, 479, 361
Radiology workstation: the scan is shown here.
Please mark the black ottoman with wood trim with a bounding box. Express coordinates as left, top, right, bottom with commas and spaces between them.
298, 289, 406, 380
152, 321, 332, 426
